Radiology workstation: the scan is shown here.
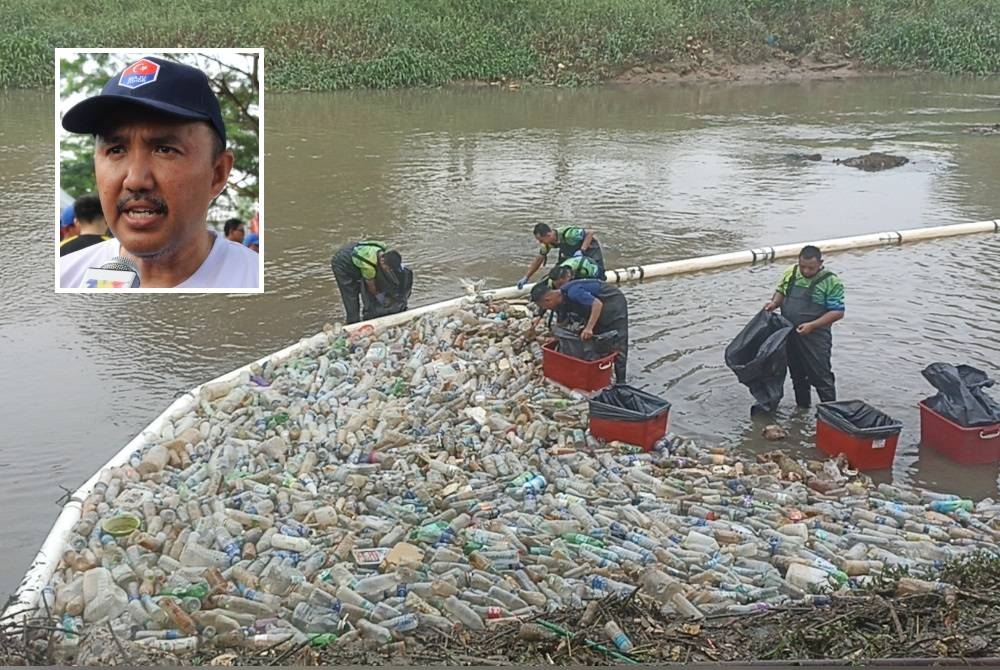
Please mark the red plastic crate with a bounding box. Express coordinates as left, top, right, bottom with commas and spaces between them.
541, 339, 615, 392
919, 400, 1000, 465
589, 412, 670, 451
588, 386, 671, 451
816, 417, 899, 470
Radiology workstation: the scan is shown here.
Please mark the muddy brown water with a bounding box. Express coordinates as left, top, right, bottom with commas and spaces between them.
1, 76, 999, 597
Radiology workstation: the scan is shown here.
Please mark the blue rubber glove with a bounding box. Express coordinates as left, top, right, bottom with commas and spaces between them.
516, 276, 529, 290
572, 249, 583, 257
375, 292, 387, 305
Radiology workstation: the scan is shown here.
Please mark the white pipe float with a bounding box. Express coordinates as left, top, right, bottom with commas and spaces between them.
5, 217, 997, 623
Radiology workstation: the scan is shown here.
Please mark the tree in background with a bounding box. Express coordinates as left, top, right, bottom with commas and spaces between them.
58, 51, 260, 223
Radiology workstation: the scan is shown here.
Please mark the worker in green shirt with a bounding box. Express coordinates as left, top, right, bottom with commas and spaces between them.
330, 240, 406, 324
764, 245, 845, 407
517, 224, 605, 290
548, 254, 602, 287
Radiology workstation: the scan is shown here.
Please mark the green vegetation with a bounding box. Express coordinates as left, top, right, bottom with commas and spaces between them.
2, 0, 998, 90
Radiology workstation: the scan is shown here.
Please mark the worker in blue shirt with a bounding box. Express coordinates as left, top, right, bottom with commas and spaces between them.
532, 279, 629, 384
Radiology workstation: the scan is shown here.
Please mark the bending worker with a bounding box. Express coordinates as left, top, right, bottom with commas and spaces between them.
532, 279, 629, 384
764, 245, 845, 407
517, 223, 605, 289
528, 257, 603, 331
331, 240, 406, 324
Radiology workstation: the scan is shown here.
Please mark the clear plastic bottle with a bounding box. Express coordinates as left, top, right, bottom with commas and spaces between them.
442, 595, 485, 631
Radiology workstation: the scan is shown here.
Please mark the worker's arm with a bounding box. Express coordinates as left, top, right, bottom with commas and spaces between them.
364, 278, 378, 295
524, 255, 544, 280
581, 298, 604, 340
764, 292, 785, 312
581, 230, 594, 252
797, 310, 843, 335
518, 255, 546, 289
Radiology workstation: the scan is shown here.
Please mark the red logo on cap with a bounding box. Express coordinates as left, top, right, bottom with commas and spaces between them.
119, 58, 160, 90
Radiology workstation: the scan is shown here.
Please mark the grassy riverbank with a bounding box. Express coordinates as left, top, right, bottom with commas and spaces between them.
2, 0, 998, 90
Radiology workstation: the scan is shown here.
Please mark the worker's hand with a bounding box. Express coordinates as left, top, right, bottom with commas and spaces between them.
529, 316, 542, 331
516, 276, 529, 290
572, 250, 583, 258
763, 301, 778, 313
374, 292, 387, 305
796, 322, 815, 336
581, 327, 594, 341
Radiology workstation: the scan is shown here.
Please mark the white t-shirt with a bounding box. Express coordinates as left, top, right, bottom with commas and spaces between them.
60, 230, 260, 289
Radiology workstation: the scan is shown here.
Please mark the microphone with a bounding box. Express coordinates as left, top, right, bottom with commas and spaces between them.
80, 256, 140, 289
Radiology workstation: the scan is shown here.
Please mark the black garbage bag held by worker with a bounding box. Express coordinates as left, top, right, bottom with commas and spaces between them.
725, 310, 795, 415
517, 224, 606, 290
361, 262, 414, 320
764, 245, 845, 408
532, 279, 629, 384
330, 240, 406, 324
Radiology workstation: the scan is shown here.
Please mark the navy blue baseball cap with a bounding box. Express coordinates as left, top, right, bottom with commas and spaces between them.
62, 56, 226, 145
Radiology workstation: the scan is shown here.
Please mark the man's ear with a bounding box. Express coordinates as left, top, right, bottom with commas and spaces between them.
211, 149, 235, 199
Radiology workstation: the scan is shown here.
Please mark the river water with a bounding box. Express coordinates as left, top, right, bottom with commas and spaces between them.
1, 76, 998, 596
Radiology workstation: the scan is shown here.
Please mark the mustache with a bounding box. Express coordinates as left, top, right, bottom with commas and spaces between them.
116, 193, 168, 215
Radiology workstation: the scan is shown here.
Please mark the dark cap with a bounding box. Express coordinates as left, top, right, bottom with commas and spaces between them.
62, 56, 226, 145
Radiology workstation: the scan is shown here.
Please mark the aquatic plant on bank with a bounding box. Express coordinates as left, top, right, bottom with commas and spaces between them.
2, 0, 998, 90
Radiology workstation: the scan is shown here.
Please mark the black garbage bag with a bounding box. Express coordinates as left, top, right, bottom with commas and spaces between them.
724, 310, 794, 413
553, 326, 618, 361
817, 400, 903, 439
362, 266, 414, 319
589, 385, 671, 421
922, 363, 1000, 427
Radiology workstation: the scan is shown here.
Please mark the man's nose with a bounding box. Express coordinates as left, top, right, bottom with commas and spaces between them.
121, 152, 155, 193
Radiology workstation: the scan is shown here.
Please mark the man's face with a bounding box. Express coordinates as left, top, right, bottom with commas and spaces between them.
798, 255, 823, 278
94, 113, 233, 259
230, 226, 245, 243
539, 291, 562, 311
535, 231, 557, 246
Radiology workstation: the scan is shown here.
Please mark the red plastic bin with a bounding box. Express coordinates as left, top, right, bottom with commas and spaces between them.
541, 339, 616, 392
919, 400, 1000, 465
588, 385, 671, 451
816, 401, 902, 471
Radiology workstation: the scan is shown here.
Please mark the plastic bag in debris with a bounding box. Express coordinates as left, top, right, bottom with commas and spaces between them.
553, 326, 618, 361
816, 400, 903, 439
589, 384, 671, 422
921, 363, 1000, 427
725, 310, 794, 414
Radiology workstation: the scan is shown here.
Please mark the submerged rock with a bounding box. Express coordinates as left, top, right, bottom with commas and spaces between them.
834, 152, 909, 171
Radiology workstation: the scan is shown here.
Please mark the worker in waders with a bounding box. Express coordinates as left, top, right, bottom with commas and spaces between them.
532, 256, 604, 328
533, 280, 629, 384
517, 224, 605, 290
764, 245, 845, 407
330, 240, 406, 324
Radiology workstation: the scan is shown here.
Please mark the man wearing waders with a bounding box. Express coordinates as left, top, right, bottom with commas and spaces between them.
764, 245, 845, 407
330, 240, 405, 324
517, 224, 605, 290
533, 280, 629, 384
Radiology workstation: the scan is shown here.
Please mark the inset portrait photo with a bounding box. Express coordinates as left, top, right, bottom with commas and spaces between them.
55, 48, 263, 292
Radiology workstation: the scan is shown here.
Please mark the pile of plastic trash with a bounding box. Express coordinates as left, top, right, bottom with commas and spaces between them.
18, 300, 1000, 662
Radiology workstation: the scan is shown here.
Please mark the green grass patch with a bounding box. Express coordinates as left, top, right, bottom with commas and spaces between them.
2, 0, 999, 90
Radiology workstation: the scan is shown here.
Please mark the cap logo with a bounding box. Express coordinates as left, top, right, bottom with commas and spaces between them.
118, 59, 160, 90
